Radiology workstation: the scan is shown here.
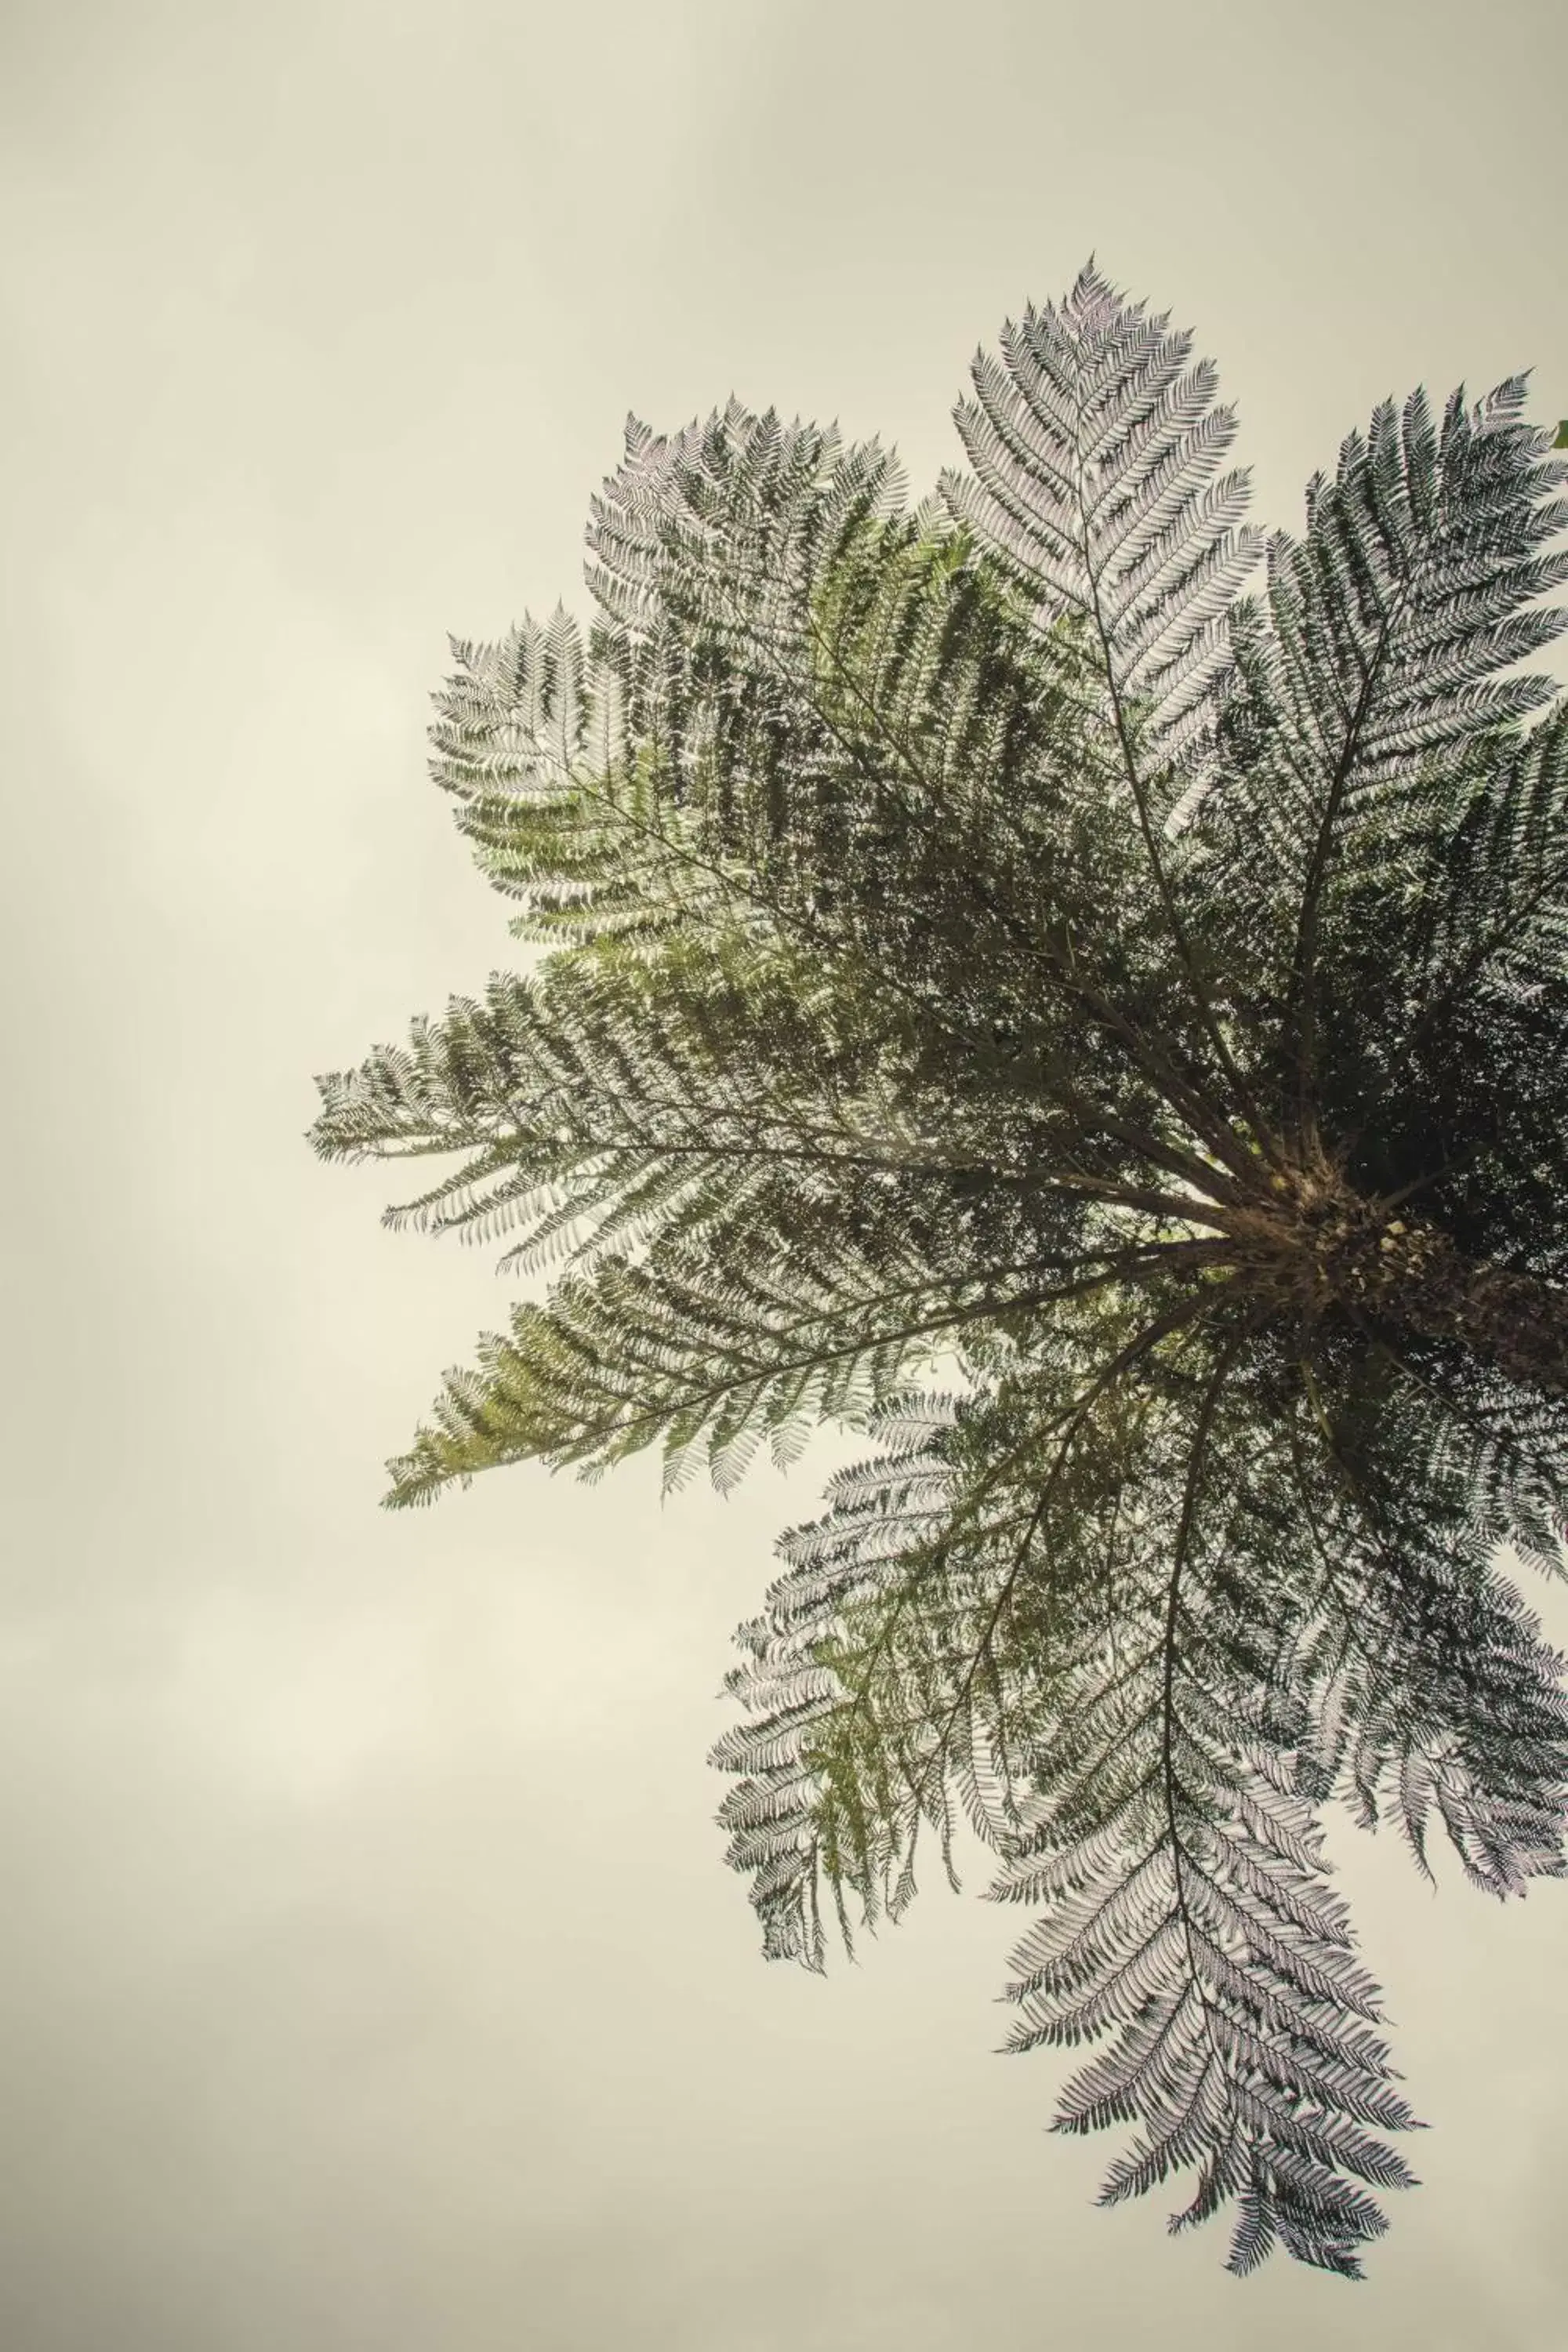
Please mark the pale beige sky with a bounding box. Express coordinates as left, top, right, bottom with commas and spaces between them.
2, 2, 1566, 2346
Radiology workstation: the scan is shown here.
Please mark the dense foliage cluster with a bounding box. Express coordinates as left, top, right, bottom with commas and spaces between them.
310, 265, 1568, 2277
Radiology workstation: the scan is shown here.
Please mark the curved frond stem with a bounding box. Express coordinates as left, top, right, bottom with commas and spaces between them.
1160, 1323, 1258, 2078
1283, 607, 1403, 1155
1077, 500, 1281, 1171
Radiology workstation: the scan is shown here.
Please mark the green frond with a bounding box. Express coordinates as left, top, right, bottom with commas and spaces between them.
381, 1241, 1087, 1506
310, 926, 938, 1279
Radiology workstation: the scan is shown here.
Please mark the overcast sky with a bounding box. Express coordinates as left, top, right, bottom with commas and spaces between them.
3, 2, 1567, 2347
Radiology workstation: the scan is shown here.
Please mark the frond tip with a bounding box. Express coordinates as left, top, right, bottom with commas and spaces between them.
940, 258, 1265, 771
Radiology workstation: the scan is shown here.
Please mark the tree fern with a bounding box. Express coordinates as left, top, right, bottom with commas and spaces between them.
309, 261, 1568, 2278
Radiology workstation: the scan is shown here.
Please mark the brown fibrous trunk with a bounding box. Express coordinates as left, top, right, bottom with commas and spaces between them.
1225, 1160, 1568, 1401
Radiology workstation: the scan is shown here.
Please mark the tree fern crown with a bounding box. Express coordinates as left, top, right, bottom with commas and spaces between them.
309, 260, 1568, 2280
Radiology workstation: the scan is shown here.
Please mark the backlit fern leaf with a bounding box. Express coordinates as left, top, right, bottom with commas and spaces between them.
380, 1238, 1071, 1503
310, 931, 946, 1280
716, 1322, 1428, 2276
939, 258, 1265, 775
1192, 383, 1568, 1149
982, 1345, 1422, 2280
1277, 1377, 1568, 1897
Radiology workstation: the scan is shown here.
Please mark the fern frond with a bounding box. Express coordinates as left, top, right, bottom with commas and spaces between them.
939, 258, 1265, 775
309, 929, 975, 1279
1279, 1368, 1568, 1896
1403, 702, 1568, 1026
426, 612, 735, 947
983, 1338, 1422, 2280
380, 1238, 1110, 1505
586, 398, 907, 649
1193, 382, 1568, 1144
